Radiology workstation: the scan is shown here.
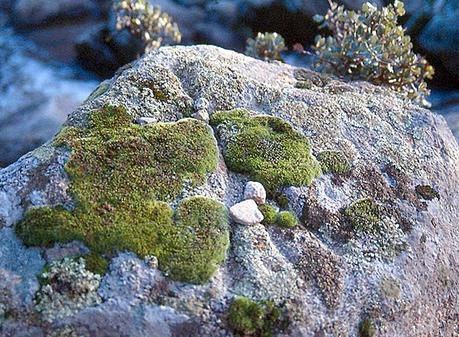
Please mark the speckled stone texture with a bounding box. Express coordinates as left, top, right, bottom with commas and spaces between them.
0, 45, 458, 337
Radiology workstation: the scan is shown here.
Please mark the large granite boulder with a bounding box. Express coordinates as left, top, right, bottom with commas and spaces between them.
0, 45, 458, 336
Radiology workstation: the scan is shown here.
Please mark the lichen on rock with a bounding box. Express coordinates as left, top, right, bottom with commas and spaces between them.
415, 184, 440, 200
34, 257, 102, 322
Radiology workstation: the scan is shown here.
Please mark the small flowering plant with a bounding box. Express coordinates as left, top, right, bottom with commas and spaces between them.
313, 1, 434, 107
114, 0, 181, 52
245, 32, 287, 61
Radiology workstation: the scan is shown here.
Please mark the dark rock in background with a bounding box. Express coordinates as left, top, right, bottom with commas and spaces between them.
11, 0, 99, 27
3, 0, 457, 84
0, 27, 97, 167
75, 22, 144, 78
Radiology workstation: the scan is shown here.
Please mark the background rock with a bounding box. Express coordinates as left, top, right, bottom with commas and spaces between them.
230, 200, 264, 225
11, 0, 98, 27
243, 181, 267, 205
0, 28, 97, 167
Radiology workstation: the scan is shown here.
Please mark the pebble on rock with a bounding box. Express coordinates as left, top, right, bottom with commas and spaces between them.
243, 181, 266, 205
229, 200, 264, 225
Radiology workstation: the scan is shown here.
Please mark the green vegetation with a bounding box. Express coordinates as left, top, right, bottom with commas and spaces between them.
258, 204, 298, 229
160, 196, 229, 283
84, 253, 110, 276
317, 151, 351, 175
227, 297, 283, 337
16, 105, 228, 284
258, 204, 277, 225
344, 198, 381, 234
114, 0, 181, 52
359, 318, 376, 337
245, 32, 286, 61
415, 184, 440, 200
274, 193, 289, 209
211, 109, 321, 196
276, 211, 298, 228
313, 1, 434, 106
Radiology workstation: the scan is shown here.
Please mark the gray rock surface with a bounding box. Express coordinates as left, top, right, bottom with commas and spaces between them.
0, 45, 458, 336
44, 241, 90, 262
0, 228, 44, 306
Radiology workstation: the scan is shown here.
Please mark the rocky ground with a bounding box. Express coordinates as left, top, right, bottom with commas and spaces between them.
0, 45, 458, 337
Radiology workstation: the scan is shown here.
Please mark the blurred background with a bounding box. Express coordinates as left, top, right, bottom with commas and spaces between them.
0, 0, 458, 167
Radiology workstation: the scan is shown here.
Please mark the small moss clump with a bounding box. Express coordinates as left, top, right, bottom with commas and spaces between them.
415, 185, 440, 200
258, 204, 277, 225
16, 105, 227, 284
276, 211, 298, 228
227, 297, 283, 337
84, 253, 109, 276
317, 151, 351, 175
159, 196, 229, 283
344, 198, 381, 234
359, 318, 376, 337
275, 193, 289, 209
211, 109, 321, 196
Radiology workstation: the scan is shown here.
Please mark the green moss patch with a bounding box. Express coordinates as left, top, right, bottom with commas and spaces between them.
258, 204, 277, 225
258, 205, 298, 229
317, 151, 351, 175
359, 318, 376, 337
84, 253, 109, 276
344, 198, 381, 234
276, 211, 298, 228
274, 193, 289, 209
210, 109, 321, 195
159, 196, 229, 283
227, 297, 284, 337
16, 105, 227, 284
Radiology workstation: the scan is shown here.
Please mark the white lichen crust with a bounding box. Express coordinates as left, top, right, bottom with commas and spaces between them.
35, 258, 101, 322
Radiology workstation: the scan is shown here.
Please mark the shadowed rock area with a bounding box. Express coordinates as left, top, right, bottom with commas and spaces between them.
0, 45, 458, 337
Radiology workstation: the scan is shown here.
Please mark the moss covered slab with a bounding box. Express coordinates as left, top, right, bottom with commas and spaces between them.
16, 105, 228, 284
